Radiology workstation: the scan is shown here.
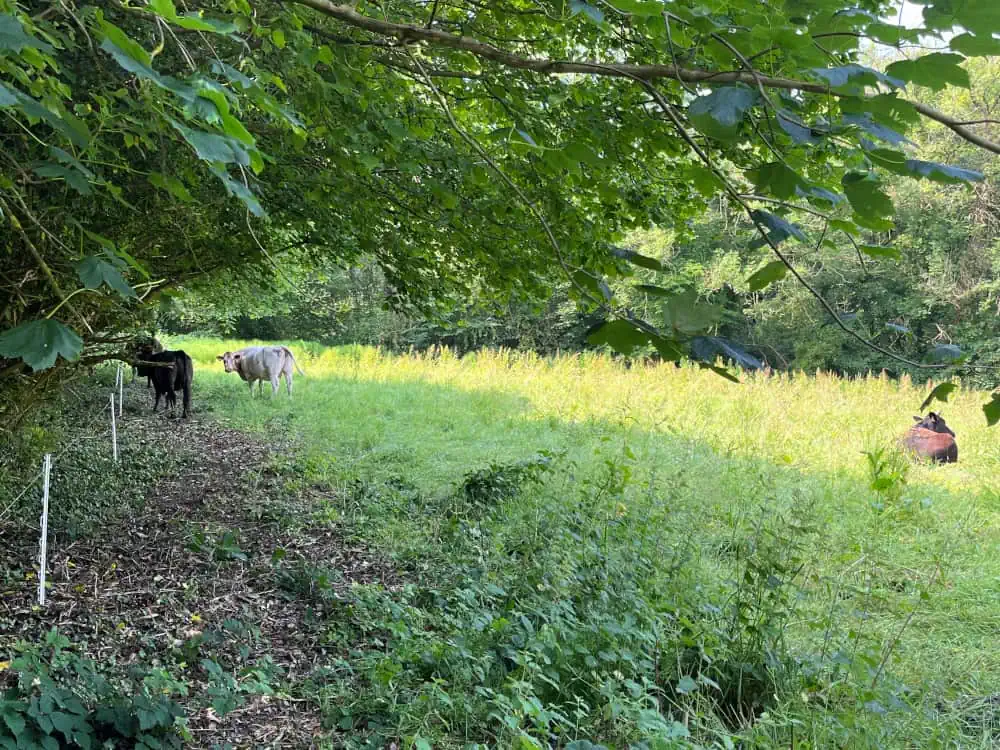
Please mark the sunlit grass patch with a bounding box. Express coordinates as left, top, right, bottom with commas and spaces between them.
168, 336, 1000, 747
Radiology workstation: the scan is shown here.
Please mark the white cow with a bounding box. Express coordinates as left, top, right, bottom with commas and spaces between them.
217, 346, 305, 397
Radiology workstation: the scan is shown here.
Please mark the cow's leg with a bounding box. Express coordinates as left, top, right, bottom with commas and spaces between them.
271, 375, 279, 396
182, 382, 191, 418
153, 390, 161, 412
247, 379, 254, 397
285, 370, 293, 397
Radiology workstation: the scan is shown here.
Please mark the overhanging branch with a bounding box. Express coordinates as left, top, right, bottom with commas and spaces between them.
290, 0, 1000, 155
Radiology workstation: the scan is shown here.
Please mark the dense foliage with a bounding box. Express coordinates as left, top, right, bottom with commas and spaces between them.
164, 56, 1000, 385
2, 0, 1000, 431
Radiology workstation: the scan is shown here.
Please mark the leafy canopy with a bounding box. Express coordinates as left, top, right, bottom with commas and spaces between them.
1, 0, 999, 422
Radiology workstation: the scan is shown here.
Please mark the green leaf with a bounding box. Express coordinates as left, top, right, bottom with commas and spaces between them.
928, 344, 963, 363
76, 256, 136, 298
776, 111, 820, 144
901, 160, 983, 184
841, 93, 921, 129
662, 289, 723, 334
920, 383, 957, 412
148, 171, 194, 202
0, 12, 53, 52
212, 61, 255, 90
747, 260, 787, 291
32, 162, 92, 195
0, 81, 15, 106
830, 218, 861, 236
634, 284, 673, 297
148, 0, 178, 16
169, 119, 251, 165
97, 18, 151, 68
2, 710, 26, 736
699, 362, 740, 383
950, 33, 1000, 57
842, 173, 893, 220
811, 64, 901, 91
605, 0, 664, 15
49, 711, 77, 738
886, 53, 970, 92
842, 112, 911, 146
570, 1, 604, 23
99, 38, 196, 102
208, 165, 266, 217
746, 162, 806, 200
796, 184, 843, 207
860, 244, 900, 260
5, 86, 89, 147
610, 247, 666, 273
0, 319, 84, 371
676, 675, 699, 694
688, 85, 757, 143
682, 164, 723, 197
983, 395, 1000, 427
749, 209, 806, 246
515, 129, 539, 148
174, 12, 237, 33
587, 319, 651, 355
572, 269, 612, 303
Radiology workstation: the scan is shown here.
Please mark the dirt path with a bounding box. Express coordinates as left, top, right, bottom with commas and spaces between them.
0, 409, 396, 748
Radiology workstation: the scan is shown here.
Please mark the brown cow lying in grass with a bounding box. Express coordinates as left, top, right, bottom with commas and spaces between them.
217, 346, 304, 397
900, 412, 958, 464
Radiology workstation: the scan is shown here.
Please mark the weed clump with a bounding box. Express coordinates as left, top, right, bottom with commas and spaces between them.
461, 453, 556, 506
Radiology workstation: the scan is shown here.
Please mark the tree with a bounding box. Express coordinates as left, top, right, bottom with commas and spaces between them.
1, 0, 1000, 430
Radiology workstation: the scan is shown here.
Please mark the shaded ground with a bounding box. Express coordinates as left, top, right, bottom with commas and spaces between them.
0, 407, 396, 748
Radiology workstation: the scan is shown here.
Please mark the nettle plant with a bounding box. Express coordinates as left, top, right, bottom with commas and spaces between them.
0, 0, 999, 422
0, 628, 186, 749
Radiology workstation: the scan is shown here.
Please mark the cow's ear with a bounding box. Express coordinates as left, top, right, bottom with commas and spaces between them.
216, 355, 224, 360
913, 415, 921, 422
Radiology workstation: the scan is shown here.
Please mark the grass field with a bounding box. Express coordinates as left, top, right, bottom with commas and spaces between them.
169, 338, 1000, 746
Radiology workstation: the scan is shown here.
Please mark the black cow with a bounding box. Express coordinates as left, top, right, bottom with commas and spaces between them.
143, 350, 194, 418
131, 337, 163, 387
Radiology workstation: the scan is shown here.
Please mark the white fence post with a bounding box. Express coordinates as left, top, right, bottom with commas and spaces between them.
38, 453, 51, 606
117, 363, 123, 417
110, 393, 118, 463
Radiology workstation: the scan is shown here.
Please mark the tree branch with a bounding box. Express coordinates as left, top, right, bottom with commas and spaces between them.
291, 0, 1000, 155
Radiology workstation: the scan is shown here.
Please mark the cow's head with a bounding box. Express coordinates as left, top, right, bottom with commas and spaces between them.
217, 351, 242, 373
912, 412, 955, 437
131, 337, 159, 358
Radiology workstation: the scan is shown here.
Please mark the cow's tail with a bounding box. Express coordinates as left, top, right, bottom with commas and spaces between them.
283, 346, 306, 376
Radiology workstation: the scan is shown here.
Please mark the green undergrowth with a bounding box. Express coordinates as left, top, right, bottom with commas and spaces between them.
163, 338, 1000, 748
0, 370, 189, 538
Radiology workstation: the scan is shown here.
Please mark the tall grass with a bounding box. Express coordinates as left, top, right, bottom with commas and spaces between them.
174, 337, 1000, 747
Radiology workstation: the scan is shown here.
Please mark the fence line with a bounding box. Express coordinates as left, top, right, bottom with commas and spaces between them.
38, 453, 51, 606
23, 370, 130, 605
110, 393, 118, 463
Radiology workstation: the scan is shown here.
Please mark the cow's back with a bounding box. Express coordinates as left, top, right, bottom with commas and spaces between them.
901, 427, 958, 463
